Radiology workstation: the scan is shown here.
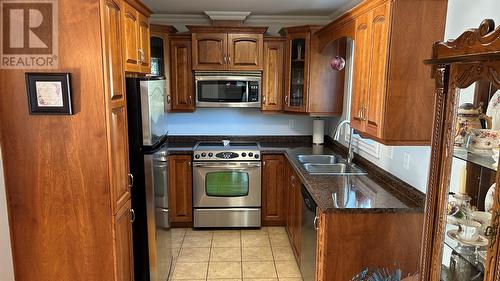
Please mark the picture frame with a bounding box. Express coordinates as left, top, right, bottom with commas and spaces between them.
25, 73, 72, 115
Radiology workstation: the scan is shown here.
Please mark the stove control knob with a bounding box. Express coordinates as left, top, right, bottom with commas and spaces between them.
195, 154, 200, 159
201, 153, 206, 157
241, 152, 247, 157
208, 153, 213, 157
248, 152, 253, 157
254, 154, 260, 159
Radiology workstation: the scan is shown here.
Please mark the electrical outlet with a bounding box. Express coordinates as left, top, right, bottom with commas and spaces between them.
403, 152, 410, 170
289, 119, 295, 129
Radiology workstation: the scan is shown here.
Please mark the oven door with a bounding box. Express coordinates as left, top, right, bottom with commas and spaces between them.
195, 74, 261, 108
193, 162, 261, 208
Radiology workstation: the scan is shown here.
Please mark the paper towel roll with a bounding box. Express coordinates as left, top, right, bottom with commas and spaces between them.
313, 119, 325, 144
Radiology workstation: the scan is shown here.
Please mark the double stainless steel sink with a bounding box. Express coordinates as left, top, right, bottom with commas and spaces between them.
297, 155, 367, 175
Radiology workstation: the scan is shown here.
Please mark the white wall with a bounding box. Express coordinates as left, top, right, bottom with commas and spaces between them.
0, 147, 14, 280
168, 108, 314, 135
329, 0, 500, 193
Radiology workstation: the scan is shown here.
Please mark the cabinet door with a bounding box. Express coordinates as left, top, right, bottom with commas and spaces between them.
122, 2, 140, 72
103, 0, 130, 214
192, 33, 227, 70
138, 12, 151, 74
227, 33, 263, 70
114, 200, 134, 281
262, 39, 284, 112
262, 155, 285, 225
284, 33, 310, 113
365, 2, 391, 138
351, 12, 372, 132
170, 37, 194, 111
168, 155, 193, 223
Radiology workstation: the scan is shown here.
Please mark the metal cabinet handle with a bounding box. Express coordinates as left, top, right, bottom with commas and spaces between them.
128, 173, 134, 189
362, 106, 368, 121
188, 96, 192, 104
262, 95, 266, 104
130, 209, 136, 223
223, 55, 227, 64
228, 55, 231, 64
167, 95, 171, 104
138, 49, 145, 63
357, 108, 362, 118
188, 161, 192, 167
285, 96, 289, 106
313, 215, 319, 230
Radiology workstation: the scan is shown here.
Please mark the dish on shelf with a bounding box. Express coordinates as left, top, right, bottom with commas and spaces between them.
447, 229, 489, 247
469, 128, 500, 152
471, 211, 492, 235
486, 90, 500, 130
485, 183, 496, 213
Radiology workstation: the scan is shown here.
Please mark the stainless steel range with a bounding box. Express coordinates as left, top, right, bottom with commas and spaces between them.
193, 140, 262, 228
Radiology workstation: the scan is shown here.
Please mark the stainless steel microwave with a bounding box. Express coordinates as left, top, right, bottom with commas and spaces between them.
194, 72, 261, 108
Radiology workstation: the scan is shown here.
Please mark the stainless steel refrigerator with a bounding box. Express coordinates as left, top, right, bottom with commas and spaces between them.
126, 77, 172, 281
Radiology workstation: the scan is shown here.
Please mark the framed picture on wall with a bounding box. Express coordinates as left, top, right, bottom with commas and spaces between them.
25, 73, 73, 115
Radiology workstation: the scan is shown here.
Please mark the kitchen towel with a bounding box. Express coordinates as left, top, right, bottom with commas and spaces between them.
313, 118, 325, 144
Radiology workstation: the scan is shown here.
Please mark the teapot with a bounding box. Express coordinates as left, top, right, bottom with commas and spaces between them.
455, 103, 492, 146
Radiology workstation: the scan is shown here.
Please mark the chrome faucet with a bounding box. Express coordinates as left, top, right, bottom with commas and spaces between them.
333, 120, 355, 165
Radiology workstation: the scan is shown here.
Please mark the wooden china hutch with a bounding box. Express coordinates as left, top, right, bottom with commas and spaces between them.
420, 20, 500, 281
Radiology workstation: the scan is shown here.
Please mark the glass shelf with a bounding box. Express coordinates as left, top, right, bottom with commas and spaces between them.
443, 224, 485, 275
453, 146, 497, 172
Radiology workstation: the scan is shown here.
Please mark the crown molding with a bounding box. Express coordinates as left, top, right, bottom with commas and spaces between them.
151, 13, 332, 34
204, 11, 251, 20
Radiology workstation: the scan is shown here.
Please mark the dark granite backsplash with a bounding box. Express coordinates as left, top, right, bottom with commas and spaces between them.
167, 135, 313, 148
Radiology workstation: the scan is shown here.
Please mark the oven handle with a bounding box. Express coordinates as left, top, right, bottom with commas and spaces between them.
193, 162, 261, 169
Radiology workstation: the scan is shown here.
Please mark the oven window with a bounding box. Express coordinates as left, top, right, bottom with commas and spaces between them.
198, 81, 248, 102
205, 171, 249, 197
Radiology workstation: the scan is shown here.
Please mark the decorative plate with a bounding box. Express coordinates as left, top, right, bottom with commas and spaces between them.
447, 229, 489, 247
487, 90, 500, 130
485, 183, 496, 213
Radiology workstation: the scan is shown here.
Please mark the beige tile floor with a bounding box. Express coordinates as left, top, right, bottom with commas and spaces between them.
168, 227, 303, 281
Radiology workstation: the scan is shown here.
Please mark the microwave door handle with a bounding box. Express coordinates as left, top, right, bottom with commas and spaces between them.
245, 82, 249, 102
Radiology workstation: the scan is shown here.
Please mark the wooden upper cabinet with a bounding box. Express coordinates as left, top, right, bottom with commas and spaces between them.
350, 12, 371, 133
228, 33, 263, 70
282, 26, 346, 116
114, 200, 134, 281
365, 2, 391, 138
318, 0, 448, 145
122, 0, 152, 74
188, 26, 267, 71
262, 37, 285, 112
138, 13, 151, 73
170, 35, 194, 112
122, 2, 140, 72
168, 155, 193, 223
192, 33, 227, 70
262, 155, 286, 225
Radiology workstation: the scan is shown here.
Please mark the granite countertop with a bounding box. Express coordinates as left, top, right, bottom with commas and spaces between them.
166, 138, 424, 213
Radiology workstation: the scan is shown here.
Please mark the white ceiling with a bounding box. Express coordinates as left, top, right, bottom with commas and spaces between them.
143, 0, 356, 16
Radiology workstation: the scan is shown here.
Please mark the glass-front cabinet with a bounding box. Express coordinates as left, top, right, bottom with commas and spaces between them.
283, 30, 310, 113
420, 20, 500, 281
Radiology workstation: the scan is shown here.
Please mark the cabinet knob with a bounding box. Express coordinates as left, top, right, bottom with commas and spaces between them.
130, 209, 136, 223
188, 161, 192, 167
313, 215, 319, 230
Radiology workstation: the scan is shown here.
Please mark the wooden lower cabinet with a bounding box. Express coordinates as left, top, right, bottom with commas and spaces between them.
262, 155, 286, 225
168, 155, 193, 224
114, 200, 134, 281
285, 163, 302, 261
315, 210, 423, 281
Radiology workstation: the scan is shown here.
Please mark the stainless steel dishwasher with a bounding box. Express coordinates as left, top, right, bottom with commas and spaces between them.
300, 184, 318, 281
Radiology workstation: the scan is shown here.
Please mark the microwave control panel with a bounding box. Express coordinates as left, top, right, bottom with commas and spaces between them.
248, 81, 259, 102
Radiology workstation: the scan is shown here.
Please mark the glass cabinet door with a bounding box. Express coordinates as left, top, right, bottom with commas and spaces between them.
285, 35, 308, 112
439, 79, 500, 281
